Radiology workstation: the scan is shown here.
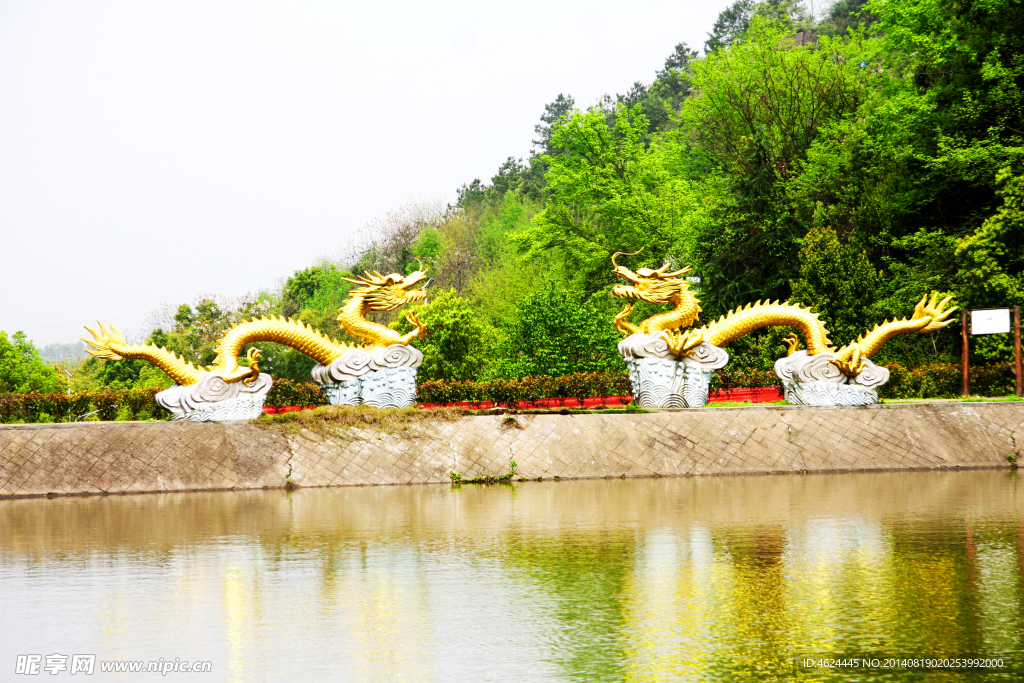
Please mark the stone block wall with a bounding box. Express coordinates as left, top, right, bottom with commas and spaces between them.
1, 402, 1021, 498
0, 422, 289, 498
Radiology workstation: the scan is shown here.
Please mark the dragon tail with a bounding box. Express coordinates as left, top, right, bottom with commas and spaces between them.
703, 300, 833, 353
212, 316, 356, 370
81, 322, 207, 386
832, 292, 955, 367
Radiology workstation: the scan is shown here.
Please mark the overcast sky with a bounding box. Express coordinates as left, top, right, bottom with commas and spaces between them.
1, 0, 737, 350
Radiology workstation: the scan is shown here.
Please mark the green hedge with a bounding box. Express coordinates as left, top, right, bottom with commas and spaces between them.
0, 363, 1015, 423
879, 363, 1016, 399
0, 379, 330, 423
0, 388, 165, 424
419, 363, 1018, 406
711, 368, 783, 392
264, 378, 328, 407
418, 371, 633, 407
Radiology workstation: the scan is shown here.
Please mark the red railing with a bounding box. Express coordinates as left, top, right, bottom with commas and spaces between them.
263, 387, 783, 414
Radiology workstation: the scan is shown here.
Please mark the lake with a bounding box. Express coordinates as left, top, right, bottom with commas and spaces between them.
1, 470, 1021, 681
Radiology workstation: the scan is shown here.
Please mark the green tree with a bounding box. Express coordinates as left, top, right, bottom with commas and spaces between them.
789, 225, 885, 346
489, 286, 622, 378
681, 18, 873, 311
533, 93, 576, 155
281, 266, 328, 317
392, 289, 491, 381
77, 354, 173, 392
642, 42, 700, 126
0, 331, 61, 394
705, 0, 756, 52
955, 168, 1024, 310
825, 0, 872, 34
514, 104, 713, 295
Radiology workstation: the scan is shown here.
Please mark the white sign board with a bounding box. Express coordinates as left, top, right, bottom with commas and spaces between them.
971, 308, 1011, 335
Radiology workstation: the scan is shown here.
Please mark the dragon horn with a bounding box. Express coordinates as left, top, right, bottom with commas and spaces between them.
662, 266, 693, 278
611, 248, 644, 268
343, 271, 377, 285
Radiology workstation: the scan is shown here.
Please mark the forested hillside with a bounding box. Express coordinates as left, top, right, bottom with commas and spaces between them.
13, 0, 1024, 392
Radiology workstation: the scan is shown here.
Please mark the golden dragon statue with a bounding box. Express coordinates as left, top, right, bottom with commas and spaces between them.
82, 266, 428, 386
611, 251, 955, 378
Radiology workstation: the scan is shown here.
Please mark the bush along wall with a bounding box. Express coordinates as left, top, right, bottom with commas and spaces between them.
879, 363, 1017, 400
710, 368, 783, 393
0, 388, 166, 424
419, 369, 783, 408
419, 371, 632, 408
1, 365, 1016, 423
263, 378, 329, 408
0, 379, 329, 423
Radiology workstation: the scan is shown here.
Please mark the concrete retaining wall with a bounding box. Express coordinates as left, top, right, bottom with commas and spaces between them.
1, 402, 1021, 498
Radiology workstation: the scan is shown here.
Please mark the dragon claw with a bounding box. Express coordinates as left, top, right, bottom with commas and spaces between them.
614, 303, 638, 337
661, 328, 705, 356
405, 310, 427, 340
829, 357, 866, 377
829, 344, 866, 377
781, 333, 801, 356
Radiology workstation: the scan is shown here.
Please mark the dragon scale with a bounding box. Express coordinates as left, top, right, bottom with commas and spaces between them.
827, 293, 955, 375
213, 317, 355, 367
637, 290, 700, 334
336, 291, 426, 347
702, 301, 832, 352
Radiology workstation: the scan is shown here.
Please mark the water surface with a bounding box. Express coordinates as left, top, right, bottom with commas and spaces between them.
2, 471, 1023, 681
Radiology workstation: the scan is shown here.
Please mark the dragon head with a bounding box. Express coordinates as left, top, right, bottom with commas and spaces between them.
611, 250, 696, 305
341, 263, 428, 312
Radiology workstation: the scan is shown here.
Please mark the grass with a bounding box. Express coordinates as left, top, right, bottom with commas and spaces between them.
451, 458, 518, 485
510, 405, 652, 415
251, 395, 1022, 442
253, 404, 467, 441
881, 395, 1023, 404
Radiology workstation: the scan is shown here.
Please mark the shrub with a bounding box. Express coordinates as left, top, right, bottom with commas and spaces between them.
264, 378, 328, 407
0, 388, 164, 424
418, 371, 632, 407
710, 368, 783, 392
879, 363, 1016, 399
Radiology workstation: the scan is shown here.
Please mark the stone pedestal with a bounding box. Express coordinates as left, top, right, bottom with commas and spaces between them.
358, 367, 419, 408
783, 381, 879, 406
618, 334, 729, 409
156, 372, 273, 422
775, 351, 889, 406
320, 379, 361, 406
312, 345, 423, 409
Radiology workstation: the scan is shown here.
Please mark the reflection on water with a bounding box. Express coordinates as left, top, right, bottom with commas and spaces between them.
1, 471, 1023, 681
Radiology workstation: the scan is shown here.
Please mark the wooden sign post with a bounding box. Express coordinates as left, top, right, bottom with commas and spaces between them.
1015, 306, 1022, 398
962, 307, 1022, 398
962, 310, 970, 397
